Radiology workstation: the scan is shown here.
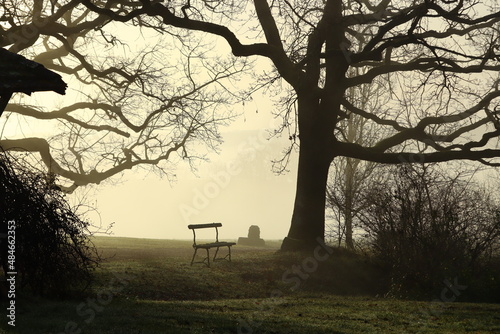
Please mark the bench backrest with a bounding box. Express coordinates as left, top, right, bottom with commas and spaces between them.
188, 223, 222, 229
187, 223, 222, 246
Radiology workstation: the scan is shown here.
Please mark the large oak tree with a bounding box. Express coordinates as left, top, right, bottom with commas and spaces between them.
2, 1, 500, 251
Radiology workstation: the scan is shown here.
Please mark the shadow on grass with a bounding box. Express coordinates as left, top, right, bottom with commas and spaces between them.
4, 238, 499, 334
92, 244, 388, 303
9, 295, 348, 334
8, 291, 500, 334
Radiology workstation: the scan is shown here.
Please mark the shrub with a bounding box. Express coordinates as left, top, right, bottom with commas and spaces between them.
359, 164, 500, 300
0, 152, 99, 297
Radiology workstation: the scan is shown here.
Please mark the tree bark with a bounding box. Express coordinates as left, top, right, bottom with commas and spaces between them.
281, 0, 346, 251
281, 91, 337, 251
281, 138, 332, 251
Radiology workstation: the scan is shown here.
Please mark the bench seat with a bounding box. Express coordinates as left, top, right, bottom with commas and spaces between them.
194, 241, 236, 249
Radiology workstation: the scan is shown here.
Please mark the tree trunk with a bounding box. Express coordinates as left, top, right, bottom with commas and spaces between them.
281, 0, 346, 251
344, 208, 354, 250
281, 137, 333, 251
344, 157, 355, 250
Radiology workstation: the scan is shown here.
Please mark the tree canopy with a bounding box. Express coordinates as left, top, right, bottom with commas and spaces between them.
1, 0, 247, 192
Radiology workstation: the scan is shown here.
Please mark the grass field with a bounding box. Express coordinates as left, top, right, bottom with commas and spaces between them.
2, 236, 499, 334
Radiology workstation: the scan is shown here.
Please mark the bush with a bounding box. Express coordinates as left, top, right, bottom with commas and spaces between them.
360, 164, 500, 300
0, 152, 99, 297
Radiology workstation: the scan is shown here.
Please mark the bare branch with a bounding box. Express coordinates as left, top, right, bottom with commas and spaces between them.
336, 141, 500, 165
4, 103, 131, 137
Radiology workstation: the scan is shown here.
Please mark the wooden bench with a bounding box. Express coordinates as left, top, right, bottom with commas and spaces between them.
187, 223, 236, 267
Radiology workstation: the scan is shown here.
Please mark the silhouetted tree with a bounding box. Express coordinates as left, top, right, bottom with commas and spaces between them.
0, 1, 247, 192
2, 1, 500, 250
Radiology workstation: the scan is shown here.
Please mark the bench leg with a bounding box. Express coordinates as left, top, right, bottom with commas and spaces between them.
206, 248, 210, 267
213, 247, 220, 262
213, 246, 233, 262
191, 247, 211, 267
190, 248, 198, 266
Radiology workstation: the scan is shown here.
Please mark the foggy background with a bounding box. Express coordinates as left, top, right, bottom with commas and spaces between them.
69, 97, 299, 241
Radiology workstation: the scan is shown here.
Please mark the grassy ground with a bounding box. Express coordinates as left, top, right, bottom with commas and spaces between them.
2, 236, 499, 333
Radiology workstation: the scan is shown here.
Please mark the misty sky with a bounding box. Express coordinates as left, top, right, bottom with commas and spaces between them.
1, 57, 302, 242
76, 102, 299, 241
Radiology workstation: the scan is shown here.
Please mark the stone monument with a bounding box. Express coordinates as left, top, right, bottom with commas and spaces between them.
237, 225, 265, 247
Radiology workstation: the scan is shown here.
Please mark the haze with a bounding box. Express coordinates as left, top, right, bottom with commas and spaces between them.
71, 100, 298, 241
